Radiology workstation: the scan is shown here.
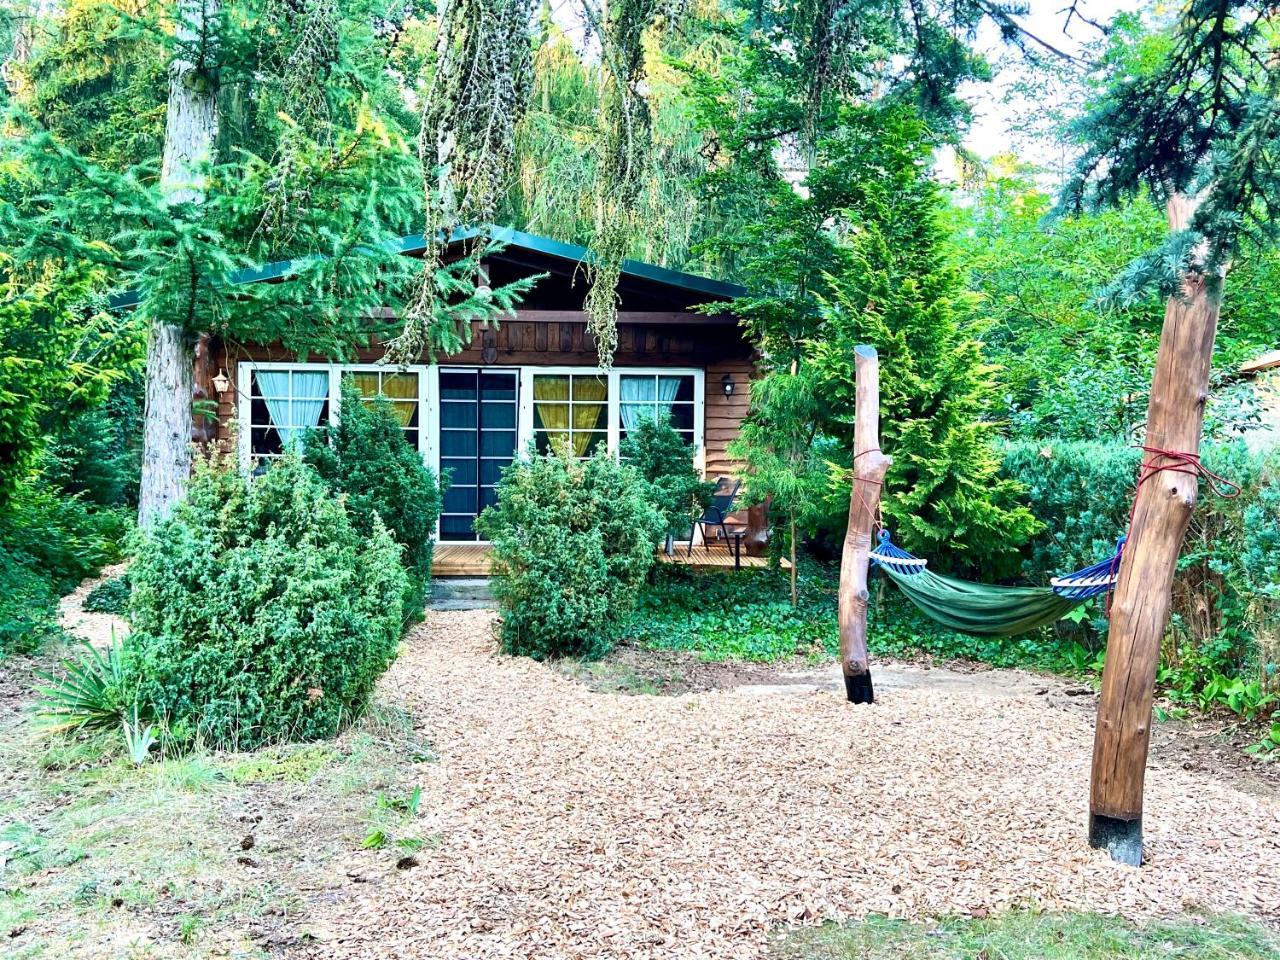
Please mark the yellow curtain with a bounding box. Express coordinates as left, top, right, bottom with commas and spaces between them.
572, 403, 605, 456
352, 372, 417, 427
534, 376, 570, 438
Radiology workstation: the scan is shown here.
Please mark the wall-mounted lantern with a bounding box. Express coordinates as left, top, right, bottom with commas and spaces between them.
212, 369, 231, 395
721, 373, 735, 398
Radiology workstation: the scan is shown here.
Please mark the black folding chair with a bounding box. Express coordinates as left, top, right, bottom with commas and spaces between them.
687, 477, 742, 558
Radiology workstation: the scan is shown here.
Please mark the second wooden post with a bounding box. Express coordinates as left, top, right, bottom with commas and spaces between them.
838, 345, 891, 703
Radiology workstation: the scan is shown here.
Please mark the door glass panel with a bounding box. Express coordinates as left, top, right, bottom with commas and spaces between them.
437, 369, 518, 541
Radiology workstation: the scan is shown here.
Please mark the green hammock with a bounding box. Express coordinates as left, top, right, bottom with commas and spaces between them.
871, 531, 1123, 637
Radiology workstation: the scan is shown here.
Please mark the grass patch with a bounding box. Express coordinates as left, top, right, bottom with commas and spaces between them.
629, 561, 1099, 675
555, 659, 666, 695
224, 743, 337, 784
770, 911, 1280, 959
628, 565, 837, 662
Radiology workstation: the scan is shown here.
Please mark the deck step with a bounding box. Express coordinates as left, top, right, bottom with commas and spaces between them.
429, 577, 496, 611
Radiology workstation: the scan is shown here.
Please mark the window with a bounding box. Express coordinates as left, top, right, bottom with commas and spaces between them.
248, 369, 331, 460
619, 373, 696, 446
349, 369, 421, 449
533, 373, 609, 458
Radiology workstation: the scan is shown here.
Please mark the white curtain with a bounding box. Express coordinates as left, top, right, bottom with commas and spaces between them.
258, 370, 328, 448
656, 376, 681, 420
619, 375, 653, 433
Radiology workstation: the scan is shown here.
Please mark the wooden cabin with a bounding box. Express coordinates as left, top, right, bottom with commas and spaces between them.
193, 228, 766, 567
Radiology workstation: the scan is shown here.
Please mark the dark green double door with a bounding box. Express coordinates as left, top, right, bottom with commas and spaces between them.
438, 368, 519, 541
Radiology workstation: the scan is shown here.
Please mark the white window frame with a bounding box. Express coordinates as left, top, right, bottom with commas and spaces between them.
518, 365, 705, 471
236, 360, 431, 469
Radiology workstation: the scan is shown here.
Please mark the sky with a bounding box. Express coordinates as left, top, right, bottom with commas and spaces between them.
962, 0, 1146, 165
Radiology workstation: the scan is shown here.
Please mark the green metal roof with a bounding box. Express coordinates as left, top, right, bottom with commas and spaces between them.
109, 225, 744, 310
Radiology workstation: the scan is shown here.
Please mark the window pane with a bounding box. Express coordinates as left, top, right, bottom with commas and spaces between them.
351, 372, 380, 396
669, 403, 695, 432
572, 375, 608, 402
440, 515, 475, 539
671, 375, 695, 403
479, 487, 499, 510
441, 372, 477, 400
535, 431, 568, 454
391, 401, 419, 429
572, 404, 607, 431
381, 372, 417, 399
577, 432, 607, 457
482, 403, 516, 429
250, 426, 282, 456
443, 486, 475, 514
480, 373, 516, 401
533, 402, 569, 431
442, 431, 476, 458
480, 430, 517, 458
441, 402, 477, 429
441, 458, 476, 485
533, 375, 569, 401
480, 460, 506, 486
620, 375, 655, 402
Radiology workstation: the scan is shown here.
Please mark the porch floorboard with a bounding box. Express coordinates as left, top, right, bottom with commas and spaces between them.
433, 542, 785, 578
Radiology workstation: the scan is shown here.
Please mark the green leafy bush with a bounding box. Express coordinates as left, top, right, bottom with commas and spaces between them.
304, 382, 442, 619
0, 482, 127, 656
125, 454, 407, 749
618, 415, 714, 540
629, 564, 838, 661
1003, 439, 1280, 712
477, 448, 663, 660
84, 574, 131, 615
0, 547, 64, 656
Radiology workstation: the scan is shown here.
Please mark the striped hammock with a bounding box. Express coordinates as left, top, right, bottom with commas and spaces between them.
869, 530, 1125, 637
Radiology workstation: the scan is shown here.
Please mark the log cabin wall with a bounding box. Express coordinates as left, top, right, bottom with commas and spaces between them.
207, 313, 758, 478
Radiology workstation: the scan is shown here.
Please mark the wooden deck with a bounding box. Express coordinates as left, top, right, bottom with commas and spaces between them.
433, 542, 784, 577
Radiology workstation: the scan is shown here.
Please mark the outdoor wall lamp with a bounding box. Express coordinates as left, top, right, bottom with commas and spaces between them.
212, 369, 231, 395
721, 374, 735, 397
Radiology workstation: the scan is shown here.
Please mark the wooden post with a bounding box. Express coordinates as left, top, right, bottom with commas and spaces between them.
838, 345, 891, 703
1089, 194, 1223, 865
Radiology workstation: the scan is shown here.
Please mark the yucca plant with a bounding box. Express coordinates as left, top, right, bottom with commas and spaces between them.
34, 633, 132, 735
121, 706, 156, 765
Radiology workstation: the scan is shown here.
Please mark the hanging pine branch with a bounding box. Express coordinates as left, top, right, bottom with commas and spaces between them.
582, 0, 682, 368
390, 0, 536, 361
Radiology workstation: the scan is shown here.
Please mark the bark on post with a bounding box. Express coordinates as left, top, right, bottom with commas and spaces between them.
838, 345, 891, 704
138, 0, 220, 527
1089, 194, 1223, 865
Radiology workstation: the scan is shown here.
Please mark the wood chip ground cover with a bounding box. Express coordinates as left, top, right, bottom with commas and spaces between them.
303, 610, 1280, 959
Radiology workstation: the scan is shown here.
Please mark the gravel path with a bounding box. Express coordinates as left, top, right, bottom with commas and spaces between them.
309, 610, 1280, 959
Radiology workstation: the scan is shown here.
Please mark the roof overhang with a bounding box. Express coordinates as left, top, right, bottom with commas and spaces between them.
108, 225, 745, 311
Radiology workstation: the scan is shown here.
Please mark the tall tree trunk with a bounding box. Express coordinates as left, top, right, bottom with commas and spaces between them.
789, 513, 797, 606
1089, 194, 1222, 865
838, 345, 891, 704
138, 0, 219, 527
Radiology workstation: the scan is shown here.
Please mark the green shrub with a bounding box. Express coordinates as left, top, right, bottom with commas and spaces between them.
84, 574, 131, 615
0, 546, 63, 656
0, 481, 127, 656
1003, 439, 1280, 710
629, 563, 838, 661
304, 382, 442, 619
476, 448, 663, 660
618, 416, 714, 541
125, 453, 407, 750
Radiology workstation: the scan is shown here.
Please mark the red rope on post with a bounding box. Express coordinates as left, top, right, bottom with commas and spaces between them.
1106, 445, 1241, 616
